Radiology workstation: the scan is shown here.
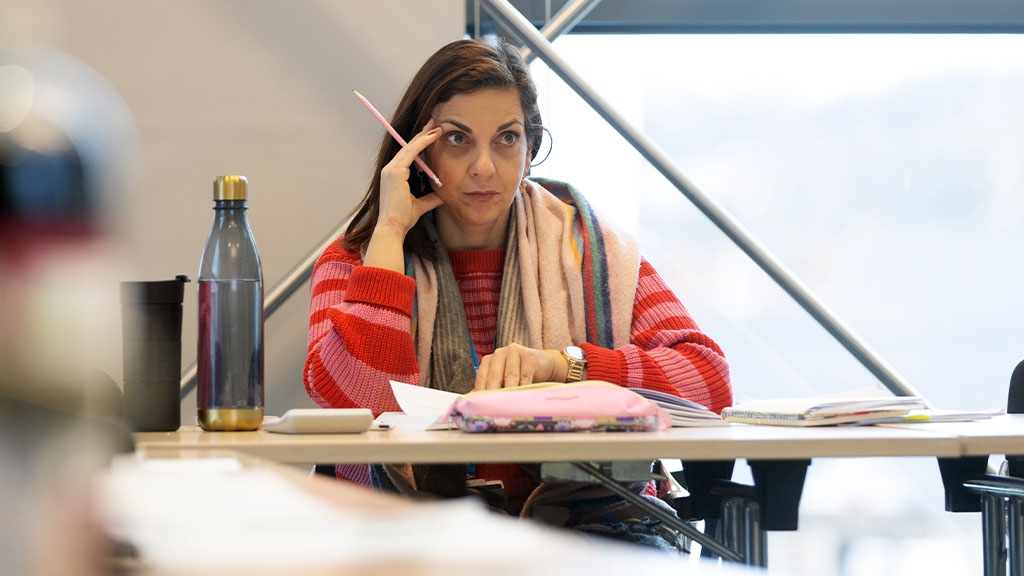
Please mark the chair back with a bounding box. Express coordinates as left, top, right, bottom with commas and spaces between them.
1007, 360, 1024, 476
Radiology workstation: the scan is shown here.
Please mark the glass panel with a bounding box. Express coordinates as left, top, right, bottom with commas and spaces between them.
529, 32, 1019, 575
531, 34, 1024, 409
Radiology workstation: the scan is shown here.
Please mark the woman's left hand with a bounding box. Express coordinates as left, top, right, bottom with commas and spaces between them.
473, 344, 567, 391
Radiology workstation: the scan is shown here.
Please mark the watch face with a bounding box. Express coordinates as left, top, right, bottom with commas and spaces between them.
565, 345, 584, 361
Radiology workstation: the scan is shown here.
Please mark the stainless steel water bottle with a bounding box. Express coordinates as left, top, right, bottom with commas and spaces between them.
197, 175, 264, 431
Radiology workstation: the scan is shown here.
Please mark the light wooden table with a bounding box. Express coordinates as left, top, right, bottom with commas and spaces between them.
135, 423, 964, 464
135, 418, 1018, 568
884, 414, 1024, 457
135, 420, 969, 566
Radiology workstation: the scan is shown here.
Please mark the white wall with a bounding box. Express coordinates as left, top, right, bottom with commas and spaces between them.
2, 0, 464, 424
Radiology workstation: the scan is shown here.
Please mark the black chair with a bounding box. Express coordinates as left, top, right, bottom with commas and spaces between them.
1006, 360, 1024, 477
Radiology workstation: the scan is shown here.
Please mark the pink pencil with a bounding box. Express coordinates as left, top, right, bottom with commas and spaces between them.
353, 89, 443, 188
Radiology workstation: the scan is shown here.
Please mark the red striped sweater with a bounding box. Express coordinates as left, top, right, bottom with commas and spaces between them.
305, 240, 732, 490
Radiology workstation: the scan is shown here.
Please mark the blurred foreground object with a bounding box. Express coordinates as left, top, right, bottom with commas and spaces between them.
1, 29, 139, 576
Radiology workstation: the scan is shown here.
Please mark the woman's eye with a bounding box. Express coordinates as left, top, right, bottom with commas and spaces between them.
499, 132, 520, 146
445, 132, 467, 145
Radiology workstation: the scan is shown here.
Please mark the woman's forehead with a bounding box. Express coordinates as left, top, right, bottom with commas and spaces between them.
432, 88, 523, 129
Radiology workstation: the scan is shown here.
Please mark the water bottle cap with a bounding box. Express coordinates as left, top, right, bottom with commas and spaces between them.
213, 175, 248, 200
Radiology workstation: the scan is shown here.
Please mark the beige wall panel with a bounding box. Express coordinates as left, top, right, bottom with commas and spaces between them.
3, 0, 464, 424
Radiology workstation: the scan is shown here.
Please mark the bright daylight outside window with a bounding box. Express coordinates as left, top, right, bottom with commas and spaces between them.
529, 33, 1024, 575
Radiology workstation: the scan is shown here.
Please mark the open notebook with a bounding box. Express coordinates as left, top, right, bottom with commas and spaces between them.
722, 394, 927, 427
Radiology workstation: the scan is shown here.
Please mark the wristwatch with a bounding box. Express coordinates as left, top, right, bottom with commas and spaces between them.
561, 345, 587, 382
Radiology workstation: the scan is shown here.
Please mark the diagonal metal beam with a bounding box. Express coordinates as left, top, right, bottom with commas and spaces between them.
480, 0, 924, 401
520, 0, 602, 63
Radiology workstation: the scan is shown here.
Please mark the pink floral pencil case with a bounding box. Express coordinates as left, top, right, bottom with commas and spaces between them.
449, 381, 670, 433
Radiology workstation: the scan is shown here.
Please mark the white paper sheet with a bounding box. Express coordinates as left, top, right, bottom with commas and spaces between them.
372, 381, 462, 430
98, 455, 549, 569
372, 411, 452, 431
389, 380, 461, 415
97, 455, 757, 574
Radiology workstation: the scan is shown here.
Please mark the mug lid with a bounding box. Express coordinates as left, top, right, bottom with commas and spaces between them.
120, 275, 190, 304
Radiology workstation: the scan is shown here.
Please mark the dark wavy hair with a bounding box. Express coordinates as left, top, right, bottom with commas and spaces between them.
342, 38, 543, 262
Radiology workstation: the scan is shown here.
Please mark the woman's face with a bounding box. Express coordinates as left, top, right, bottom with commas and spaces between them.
425, 87, 531, 248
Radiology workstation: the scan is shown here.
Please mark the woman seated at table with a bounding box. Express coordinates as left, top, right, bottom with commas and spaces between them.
304, 38, 731, 551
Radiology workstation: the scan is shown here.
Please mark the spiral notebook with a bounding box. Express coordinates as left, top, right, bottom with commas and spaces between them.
721, 394, 926, 427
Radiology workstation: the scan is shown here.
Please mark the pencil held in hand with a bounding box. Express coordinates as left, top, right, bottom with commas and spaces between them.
353, 90, 443, 188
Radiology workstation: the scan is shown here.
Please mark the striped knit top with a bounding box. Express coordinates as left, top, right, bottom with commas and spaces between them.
449, 248, 504, 359
447, 248, 533, 498
304, 241, 732, 488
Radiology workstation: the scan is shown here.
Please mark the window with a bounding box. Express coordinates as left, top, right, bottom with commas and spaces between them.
527, 32, 1024, 574
531, 33, 1024, 409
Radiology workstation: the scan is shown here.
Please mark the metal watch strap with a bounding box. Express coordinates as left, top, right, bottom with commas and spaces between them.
562, 345, 586, 382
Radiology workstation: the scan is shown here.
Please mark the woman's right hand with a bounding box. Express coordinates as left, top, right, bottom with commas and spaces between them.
364, 119, 445, 272
376, 118, 445, 236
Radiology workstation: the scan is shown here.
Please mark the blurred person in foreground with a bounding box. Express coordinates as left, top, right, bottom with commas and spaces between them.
1, 38, 137, 575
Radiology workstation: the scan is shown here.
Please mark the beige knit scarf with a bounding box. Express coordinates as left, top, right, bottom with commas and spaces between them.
382, 178, 640, 498
413, 178, 639, 392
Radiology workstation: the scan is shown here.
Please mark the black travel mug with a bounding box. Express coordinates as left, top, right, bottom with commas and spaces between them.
120, 275, 189, 431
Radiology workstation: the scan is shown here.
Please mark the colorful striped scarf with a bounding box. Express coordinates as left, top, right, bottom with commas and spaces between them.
410, 177, 640, 393
379, 178, 641, 500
